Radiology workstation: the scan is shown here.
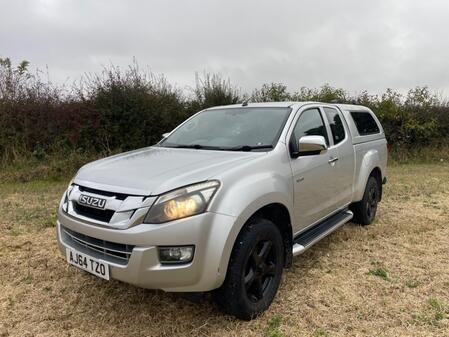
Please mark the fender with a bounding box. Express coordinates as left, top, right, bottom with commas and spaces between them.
353, 149, 382, 202
209, 172, 294, 287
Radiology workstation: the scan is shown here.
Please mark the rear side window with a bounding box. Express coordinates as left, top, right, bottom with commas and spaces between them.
350, 111, 380, 135
291, 108, 329, 146
324, 107, 345, 145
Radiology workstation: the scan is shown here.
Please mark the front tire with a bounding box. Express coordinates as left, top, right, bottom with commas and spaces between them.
351, 176, 380, 225
213, 218, 284, 320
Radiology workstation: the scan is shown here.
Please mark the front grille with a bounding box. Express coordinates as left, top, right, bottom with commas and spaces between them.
74, 203, 115, 223
62, 226, 134, 265
78, 185, 128, 200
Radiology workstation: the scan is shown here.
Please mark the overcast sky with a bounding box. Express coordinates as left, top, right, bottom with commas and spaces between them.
1, 0, 449, 96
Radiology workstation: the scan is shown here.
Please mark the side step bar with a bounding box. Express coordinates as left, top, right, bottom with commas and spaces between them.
292, 209, 353, 256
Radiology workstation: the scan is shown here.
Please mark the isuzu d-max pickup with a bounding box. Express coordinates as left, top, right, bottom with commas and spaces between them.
56, 102, 387, 319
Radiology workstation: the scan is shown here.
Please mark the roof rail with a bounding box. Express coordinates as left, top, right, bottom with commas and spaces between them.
330, 99, 358, 105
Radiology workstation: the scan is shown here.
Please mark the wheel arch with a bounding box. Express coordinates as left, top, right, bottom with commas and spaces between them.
353, 149, 384, 202
249, 203, 293, 267
217, 198, 294, 287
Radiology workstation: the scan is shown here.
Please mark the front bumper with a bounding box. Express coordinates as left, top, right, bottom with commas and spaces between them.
56, 208, 236, 292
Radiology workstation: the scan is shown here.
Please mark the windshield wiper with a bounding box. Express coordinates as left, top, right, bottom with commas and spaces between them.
161, 143, 273, 152
228, 145, 274, 152
163, 144, 221, 150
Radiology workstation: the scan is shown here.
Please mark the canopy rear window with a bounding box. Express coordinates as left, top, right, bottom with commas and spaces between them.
350, 111, 380, 135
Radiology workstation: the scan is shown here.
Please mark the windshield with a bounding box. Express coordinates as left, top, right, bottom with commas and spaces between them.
159, 107, 291, 151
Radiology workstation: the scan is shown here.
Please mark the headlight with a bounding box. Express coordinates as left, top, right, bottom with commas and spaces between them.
144, 181, 220, 224
61, 178, 75, 212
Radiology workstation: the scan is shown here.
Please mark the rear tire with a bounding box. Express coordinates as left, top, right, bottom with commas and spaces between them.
351, 176, 380, 226
213, 218, 284, 320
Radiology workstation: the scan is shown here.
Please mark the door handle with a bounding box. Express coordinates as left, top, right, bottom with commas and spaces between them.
328, 157, 339, 164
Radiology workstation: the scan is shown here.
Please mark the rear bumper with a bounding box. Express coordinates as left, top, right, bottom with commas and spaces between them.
56, 208, 236, 292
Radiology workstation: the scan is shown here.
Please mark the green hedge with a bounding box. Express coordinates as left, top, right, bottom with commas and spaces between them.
1, 58, 448, 164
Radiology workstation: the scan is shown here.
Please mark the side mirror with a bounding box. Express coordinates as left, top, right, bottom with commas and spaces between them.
296, 135, 327, 156
162, 132, 170, 139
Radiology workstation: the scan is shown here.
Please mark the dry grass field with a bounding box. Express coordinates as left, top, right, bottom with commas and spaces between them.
0, 164, 448, 337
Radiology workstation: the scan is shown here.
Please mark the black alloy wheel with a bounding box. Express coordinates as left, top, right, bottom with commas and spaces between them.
366, 182, 379, 222
213, 218, 284, 320
351, 176, 380, 226
244, 240, 278, 303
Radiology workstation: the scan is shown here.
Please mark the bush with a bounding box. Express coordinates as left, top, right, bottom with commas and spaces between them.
0, 57, 64, 161
79, 63, 187, 151
1, 58, 448, 168
251, 83, 291, 102
188, 72, 241, 111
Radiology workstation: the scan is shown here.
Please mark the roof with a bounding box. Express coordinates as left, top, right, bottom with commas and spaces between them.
206, 102, 316, 110
334, 103, 371, 112
206, 102, 369, 110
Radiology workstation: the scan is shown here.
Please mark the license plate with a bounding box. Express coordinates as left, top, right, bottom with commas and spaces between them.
66, 248, 110, 280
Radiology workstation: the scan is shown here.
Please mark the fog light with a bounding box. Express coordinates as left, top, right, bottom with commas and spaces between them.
158, 246, 194, 264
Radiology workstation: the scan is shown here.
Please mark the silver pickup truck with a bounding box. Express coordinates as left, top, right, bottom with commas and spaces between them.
56, 102, 387, 320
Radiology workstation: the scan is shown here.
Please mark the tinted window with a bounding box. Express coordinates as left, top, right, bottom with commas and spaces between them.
324, 107, 345, 145
350, 111, 380, 135
290, 108, 329, 151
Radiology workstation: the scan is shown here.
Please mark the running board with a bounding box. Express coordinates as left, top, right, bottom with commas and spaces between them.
292, 209, 353, 256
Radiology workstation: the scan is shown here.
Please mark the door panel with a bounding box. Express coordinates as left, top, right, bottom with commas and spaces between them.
334, 138, 354, 205
291, 147, 339, 232
289, 107, 339, 233
323, 107, 354, 206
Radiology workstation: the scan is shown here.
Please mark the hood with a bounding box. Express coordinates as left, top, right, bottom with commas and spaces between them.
74, 146, 258, 195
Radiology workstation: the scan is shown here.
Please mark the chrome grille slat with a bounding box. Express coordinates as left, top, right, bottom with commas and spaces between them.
63, 229, 133, 254
71, 236, 128, 260
65, 185, 153, 229
61, 226, 134, 265
71, 238, 129, 261
65, 229, 132, 253
78, 185, 129, 200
